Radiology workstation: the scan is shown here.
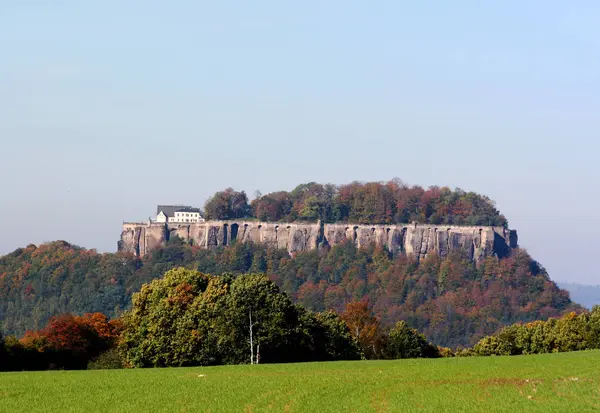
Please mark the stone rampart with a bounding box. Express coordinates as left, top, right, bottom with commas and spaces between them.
118, 220, 518, 264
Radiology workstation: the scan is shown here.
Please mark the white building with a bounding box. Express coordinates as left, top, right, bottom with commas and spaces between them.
156, 205, 205, 223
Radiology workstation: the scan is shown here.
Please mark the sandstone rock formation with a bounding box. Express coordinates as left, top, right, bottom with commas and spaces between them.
119, 220, 518, 264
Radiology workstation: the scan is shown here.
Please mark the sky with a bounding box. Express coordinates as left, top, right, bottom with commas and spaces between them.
1, 1, 599, 284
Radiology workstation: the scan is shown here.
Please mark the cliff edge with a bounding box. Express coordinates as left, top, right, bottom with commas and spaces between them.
118, 220, 517, 264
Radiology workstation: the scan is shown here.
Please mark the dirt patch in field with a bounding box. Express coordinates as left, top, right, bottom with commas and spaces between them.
397, 377, 542, 388
478, 378, 543, 388
370, 388, 390, 412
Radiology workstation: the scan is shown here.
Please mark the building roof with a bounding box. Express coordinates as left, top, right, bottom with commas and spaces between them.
157, 205, 188, 217
156, 205, 202, 217
176, 207, 201, 214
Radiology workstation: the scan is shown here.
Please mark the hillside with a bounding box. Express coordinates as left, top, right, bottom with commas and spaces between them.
0, 238, 577, 347
0, 181, 579, 346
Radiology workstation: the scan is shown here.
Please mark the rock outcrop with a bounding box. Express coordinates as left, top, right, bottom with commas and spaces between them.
119, 220, 518, 264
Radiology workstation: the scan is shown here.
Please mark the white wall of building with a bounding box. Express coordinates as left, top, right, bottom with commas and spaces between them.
169, 211, 204, 223
155, 208, 205, 223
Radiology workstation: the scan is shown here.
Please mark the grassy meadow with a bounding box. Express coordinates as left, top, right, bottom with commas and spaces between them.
1, 351, 599, 413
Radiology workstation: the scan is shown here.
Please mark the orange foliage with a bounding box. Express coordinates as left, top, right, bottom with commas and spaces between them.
340, 301, 383, 358
20, 312, 120, 354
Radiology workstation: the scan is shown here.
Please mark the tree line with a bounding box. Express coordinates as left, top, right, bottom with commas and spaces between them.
2, 268, 597, 371
0, 269, 438, 371
203, 180, 508, 227
0, 313, 121, 371
470, 308, 600, 356
150, 238, 577, 347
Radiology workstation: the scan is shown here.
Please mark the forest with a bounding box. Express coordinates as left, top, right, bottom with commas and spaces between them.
0, 268, 440, 371
203, 180, 508, 227
1, 266, 597, 372
0, 236, 576, 348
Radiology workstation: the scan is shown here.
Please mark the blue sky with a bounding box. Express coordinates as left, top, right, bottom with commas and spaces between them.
1, 1, 598, 283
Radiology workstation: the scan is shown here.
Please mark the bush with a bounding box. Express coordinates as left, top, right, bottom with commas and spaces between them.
472, 307, 600, 356
88, 348, 126, 370
454, 347, 474, 357
383, 321, 439, 359
437, 347, 455, 357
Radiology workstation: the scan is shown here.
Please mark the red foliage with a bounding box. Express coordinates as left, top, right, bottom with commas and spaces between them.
20, 312, 119, 355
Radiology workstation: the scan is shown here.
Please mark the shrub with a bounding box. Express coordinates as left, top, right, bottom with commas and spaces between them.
383, 321, 439, 359
472, 307, 600, 356
437, 347, 455, 357
88, 348, 126, 370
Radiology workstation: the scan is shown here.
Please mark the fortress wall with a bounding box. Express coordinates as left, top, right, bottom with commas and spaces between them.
119, 220, 518, 264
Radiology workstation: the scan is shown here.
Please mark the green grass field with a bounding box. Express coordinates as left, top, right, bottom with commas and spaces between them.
1, 351, 599, 413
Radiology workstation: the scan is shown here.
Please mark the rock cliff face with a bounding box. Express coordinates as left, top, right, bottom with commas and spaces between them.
119, 220, 518, 264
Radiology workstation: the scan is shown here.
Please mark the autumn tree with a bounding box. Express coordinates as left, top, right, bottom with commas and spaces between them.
251, 191, 293, 221
340, 301, 383, 359
204, 188, 251, 220
199, 180, 506, 225
0, 312, 121, 371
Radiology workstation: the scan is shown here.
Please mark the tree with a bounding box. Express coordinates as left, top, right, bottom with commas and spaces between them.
0, 335, 25, 371
20, 312, 119, 369
120, 268, 359, 367
0, 312, 121, 371
204, 188, 251, 220
383, 321, 439, 359
472, 309, 600, 357
589, 306, 600, 349
119, 268, 212, 367
215, 273, 303, 364
87, 348, 126, 370
340, 301, 383, 359
0, 332, 5, 369
312, 310, 362, 361
251, 191, 293, 221
0, 199, 577, 351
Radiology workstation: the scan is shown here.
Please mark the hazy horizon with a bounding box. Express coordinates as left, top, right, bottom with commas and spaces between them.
1, 1, 599, 284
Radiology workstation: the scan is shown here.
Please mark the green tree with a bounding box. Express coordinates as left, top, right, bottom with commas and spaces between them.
472, 309, 600, 357
311, 310, 362, 361
383, 321, 439, 359
119, 268, 212, 367
87, 348, 126, 370
589, 306, 600, 349
298, 196, 322, 220
0, 332, 5, 369
120, 268, 360, 367
473, 325, 521, 356
214, 273, 303, 364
